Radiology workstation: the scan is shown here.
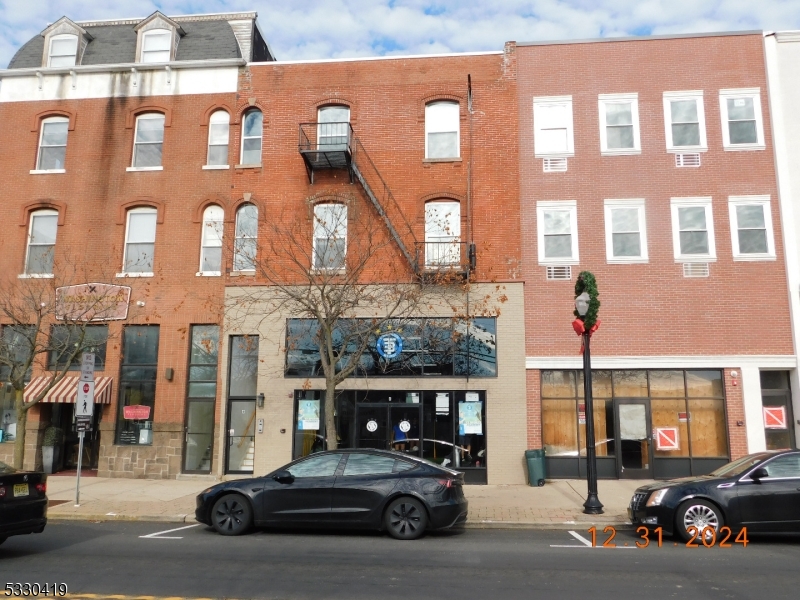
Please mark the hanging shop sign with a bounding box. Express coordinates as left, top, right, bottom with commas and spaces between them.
123, 405, 151, 420
297, 400, 320, 430
376, 332, 403, 360
56, 283, 132, 321
655, 428, 680, 451
763, 406, 787, 429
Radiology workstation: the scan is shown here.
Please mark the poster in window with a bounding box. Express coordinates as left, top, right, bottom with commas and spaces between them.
298, 400, 320, 430
655, 427, 680, 451
436, 392, 450, 415
763, 406, 787, 429
459, 401, 483, 435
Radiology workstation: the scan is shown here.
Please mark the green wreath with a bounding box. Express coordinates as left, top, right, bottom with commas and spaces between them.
574, 271, 600, 330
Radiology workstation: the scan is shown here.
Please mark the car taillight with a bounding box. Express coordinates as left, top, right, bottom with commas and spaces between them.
36, 482, 47, 493
436, 478, 453, 488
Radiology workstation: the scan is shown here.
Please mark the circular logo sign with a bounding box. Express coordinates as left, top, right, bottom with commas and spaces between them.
366, 420, 378, 432
376, 332, 403, 359
398, 420, 411, 433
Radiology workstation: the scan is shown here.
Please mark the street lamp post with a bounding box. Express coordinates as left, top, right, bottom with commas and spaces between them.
575, 285, 604, 515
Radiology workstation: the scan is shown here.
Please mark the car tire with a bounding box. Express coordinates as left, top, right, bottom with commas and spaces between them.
675, 499, 723, 543
211, 493, 253, 536
384, 496, 428, 540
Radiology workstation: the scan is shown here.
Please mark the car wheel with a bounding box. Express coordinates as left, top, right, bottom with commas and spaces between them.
384, 497, 428, 540
211, 494, 253, 536
676, 499, 723, 543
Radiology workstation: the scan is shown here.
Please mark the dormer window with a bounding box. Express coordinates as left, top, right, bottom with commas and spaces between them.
141, 29, 172, 63
48, 34, 78, 67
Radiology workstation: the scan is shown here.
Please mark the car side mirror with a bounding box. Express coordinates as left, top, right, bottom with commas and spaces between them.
272, 470, 294, 484
750, 467, 768, 482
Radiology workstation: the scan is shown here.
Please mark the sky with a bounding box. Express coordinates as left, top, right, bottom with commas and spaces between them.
2, 0, 800, 67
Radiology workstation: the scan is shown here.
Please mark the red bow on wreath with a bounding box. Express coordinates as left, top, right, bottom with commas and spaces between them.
572, 318, 601, 354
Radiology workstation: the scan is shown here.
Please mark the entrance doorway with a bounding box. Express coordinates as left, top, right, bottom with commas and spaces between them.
184, 400, 215, 473
356, 404, 421, 454
226, 399, 256, 473
614, 398, 653, 479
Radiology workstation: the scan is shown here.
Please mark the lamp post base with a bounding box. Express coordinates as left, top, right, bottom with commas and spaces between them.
583, 493, 604, 515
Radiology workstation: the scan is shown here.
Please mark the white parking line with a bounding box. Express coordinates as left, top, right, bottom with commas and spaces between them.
139, 524, 200, 539
569, 530, 593, 547
548, 530, 638, 549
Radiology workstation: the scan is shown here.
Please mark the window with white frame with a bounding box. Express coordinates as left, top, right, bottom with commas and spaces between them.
240, 110, 263, 165
48, 34, 78, 67
663, 91, 707, 152
123, 208, 157, 274
425, 201, 461, 267
132, 113, 165, 168
534, 97, 574, 157
719, 89, 765, 150
728, 196, 775, 260
141, 29, 172, 63
599, 94, 640, 155
25, 210, 58, 275
537, 201, 578, 265
233, 204, 258, 271
318, 106, 350, 151
313, 203, 348, 270
206, 111, 230, 166
36, 116, 69, 171
425, 101, 459, 159
604, 200, 647, 263
199, 205, 224, 274
670, 198, 716, 262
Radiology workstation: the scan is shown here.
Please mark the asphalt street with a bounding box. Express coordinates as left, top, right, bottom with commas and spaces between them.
1, 521, 799, 599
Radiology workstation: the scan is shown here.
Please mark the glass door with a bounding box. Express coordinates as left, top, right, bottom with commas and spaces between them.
615, 399, 653, 479
355, 404, 421, 455
356, 405, 388, 449
389, 406, 420, 455
226, 399, 256, 473
184, 400, 215, 472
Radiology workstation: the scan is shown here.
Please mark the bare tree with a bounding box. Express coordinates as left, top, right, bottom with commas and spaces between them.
0, 260, 130, 469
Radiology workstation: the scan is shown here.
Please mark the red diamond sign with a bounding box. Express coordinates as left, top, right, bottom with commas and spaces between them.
655, 427, 680, 451
763, 406, 787, 429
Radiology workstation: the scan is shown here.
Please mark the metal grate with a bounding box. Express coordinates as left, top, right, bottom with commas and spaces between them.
630, 492, 647, 511
675, 153, 701, 168
546, 265, 572, 280
683, 262, 709, 278
543, 158, 568, 172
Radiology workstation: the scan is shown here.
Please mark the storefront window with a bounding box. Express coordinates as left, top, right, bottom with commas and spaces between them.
116, 326, 159, 445
0, 383, 17, 442
542, 399, 578, 456
48, 325, 108, 370
688, 399, 727, 457
649, 370, 685, 397
686, 370, 723, 397
650, 398, 690, 457
578, 399, 614, 457
229, 335, 258, 397
184, 325, 219, 472
578, 370, 612, 398
422, 391, 455, 466
294, 390, 324, 458
542, 370, 576, 398
613, 370, 648, 397
760, 370, 795, 450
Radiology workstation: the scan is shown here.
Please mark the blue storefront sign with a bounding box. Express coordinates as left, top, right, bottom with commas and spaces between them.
376, 332, 403, 359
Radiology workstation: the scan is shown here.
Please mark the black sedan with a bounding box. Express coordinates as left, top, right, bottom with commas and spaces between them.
629, 449, 800, 541
196, 449, 468, 540
0, 461, 48, 545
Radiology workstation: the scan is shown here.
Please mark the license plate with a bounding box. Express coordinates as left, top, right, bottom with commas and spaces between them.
13, 483, 29, 497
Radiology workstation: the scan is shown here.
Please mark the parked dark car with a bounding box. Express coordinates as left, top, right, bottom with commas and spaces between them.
0, 461, 48, 545
196, 449, 468, 540
629, 450, 800, 541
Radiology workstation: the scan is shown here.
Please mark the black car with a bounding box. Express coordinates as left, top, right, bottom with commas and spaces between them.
0, 461, 48, 545
629, 449, 800, 541
196, 449, 468, 540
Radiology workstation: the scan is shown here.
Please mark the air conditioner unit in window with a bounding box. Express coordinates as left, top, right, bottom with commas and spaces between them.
546, 265, 572, 280
675, 153, 701, 168
543, 158, 568, 173
682, 262, 709, 278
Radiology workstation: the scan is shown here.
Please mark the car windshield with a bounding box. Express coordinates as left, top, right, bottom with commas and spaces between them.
710, 453, 774, 477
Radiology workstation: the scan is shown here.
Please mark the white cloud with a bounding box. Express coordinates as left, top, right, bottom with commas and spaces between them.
2, 0, 799, 67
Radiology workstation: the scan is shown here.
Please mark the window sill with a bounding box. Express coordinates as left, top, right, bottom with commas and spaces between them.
30, 169, 66, 175
674, 257, 717, 263
423, 157, 462, 163
723, 144, 766, 152
534, 153, 575, 159
18, 273, 54, 279
606, 257, 649, 264
235, 164, 262, 170
732, 254, 776, 262
202, 165, 230, 170
228, 270, 256, 277
196, 271, 222, 277
666, 147, 707, 154
115, 272, 154, 278
539, 260, 579, 266
600, 149, 641, 157
126, 166, 164, 172
310, 268, 347, 275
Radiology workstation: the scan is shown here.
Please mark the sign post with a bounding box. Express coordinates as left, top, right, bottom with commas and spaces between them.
75, 353, 95, 506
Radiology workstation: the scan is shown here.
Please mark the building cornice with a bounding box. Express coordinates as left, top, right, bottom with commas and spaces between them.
71, 12, 257, 28
0, 58, 245, 78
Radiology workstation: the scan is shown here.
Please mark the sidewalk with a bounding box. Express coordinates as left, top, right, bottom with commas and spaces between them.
45, 475, 643, 529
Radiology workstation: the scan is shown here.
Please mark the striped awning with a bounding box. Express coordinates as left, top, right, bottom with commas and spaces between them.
24, 376, 114, 405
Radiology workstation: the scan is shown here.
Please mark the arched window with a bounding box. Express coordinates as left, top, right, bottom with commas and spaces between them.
234, 204, 258, 271
141, 29, 172, 63
425, 201, 461, 266
132, 113, 165, 168
25, 210, 59, 275
317, 106, 350, 150
123, 207, 158, 274
313, 203, 347, 270
199, 205, 224, 275
206, 111, 230, 166
36, 116, 69, 171
48, 34, 78, 67
425, 101, 459, 159
240, 109, 263, 165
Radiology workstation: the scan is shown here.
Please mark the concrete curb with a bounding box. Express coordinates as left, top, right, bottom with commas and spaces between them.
48, 513, 195, 524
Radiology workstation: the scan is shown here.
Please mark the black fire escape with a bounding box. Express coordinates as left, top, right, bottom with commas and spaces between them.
299, 122, 475, 280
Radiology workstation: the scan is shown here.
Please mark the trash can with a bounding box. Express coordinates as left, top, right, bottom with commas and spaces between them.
525, 449, 546, 487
